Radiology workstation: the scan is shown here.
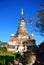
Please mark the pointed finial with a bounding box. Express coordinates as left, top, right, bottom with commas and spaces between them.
21, 8, 23, 15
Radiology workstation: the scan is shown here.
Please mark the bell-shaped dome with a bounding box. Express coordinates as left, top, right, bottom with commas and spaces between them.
11, 33, 15, 37
31, 33, 34, 36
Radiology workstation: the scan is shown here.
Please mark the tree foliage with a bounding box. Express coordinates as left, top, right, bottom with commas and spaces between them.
29, 3, 44, 36
36, 4, 44, 36
39, 42, 44, 52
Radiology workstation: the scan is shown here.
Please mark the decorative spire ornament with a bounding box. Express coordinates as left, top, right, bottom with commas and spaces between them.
20, 8, 24, 20
16, 8, 28, 37
21, 8, 24, 15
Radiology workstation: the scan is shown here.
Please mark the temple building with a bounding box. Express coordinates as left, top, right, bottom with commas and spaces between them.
7, 9, 36, 53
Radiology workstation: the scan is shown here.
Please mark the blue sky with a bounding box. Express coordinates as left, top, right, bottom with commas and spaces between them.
0, 0, 44, 45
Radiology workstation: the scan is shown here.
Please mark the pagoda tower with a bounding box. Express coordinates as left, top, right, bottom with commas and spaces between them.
16, 8, 29, 39
7, 9, 36, 52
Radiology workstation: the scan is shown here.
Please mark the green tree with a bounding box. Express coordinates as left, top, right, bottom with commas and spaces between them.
36, 4, 44, 36
29, 3, 44, 36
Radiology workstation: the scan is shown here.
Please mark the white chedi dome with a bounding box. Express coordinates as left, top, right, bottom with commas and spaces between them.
11, 33, 15, 37
31, 33, 34, 36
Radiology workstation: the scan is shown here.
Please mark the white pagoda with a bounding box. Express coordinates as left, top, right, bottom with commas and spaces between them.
7, 9, 36, 53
